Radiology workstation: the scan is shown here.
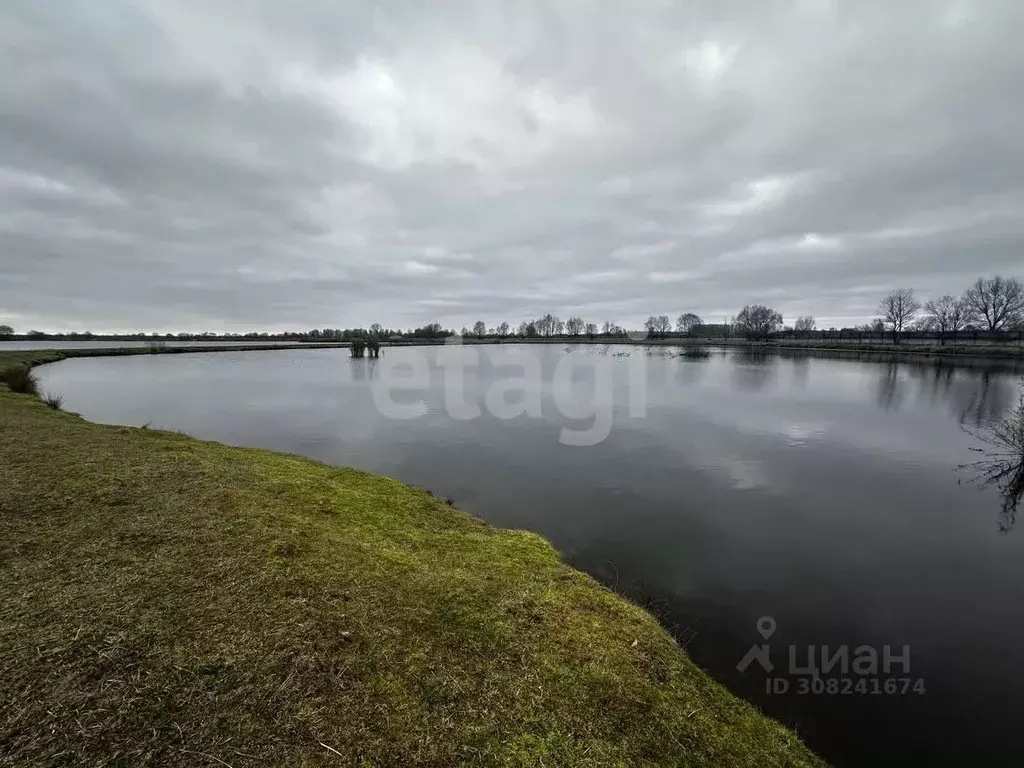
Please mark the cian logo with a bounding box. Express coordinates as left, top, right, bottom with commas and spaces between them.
736, 616, 927, 696
737, 616, 777, 673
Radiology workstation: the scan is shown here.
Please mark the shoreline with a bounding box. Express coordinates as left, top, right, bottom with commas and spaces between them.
452, 336, 1024, 360
0, 347, 826, 766
4, 335, 1023, 363
0, 341, 349, 368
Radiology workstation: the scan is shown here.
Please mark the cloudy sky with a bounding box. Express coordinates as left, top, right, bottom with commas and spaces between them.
2, 1, 1022, 333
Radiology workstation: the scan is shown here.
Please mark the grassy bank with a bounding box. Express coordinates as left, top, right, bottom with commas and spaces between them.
619, 338, 1024, 359
0, 351, 824, 766
733, 339, 1024, 359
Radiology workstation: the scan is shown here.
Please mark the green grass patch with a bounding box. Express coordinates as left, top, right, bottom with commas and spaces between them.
0, 349, 825, 766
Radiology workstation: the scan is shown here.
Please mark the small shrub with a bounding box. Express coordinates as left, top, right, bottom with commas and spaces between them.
681, 346, 711, 359
1, 365, 39, 395
349, 337, 381, 359
43, 392, 64, 410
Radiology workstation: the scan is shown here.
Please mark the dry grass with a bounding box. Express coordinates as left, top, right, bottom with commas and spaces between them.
0, 364, 39, 395
42, 391, 64, 410
0, 350, 825, 767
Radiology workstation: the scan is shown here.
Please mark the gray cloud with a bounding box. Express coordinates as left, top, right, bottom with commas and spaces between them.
2, 0, 1022, 332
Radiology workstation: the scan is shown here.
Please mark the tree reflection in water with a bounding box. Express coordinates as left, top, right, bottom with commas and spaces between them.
960, 384, 1024, 532
877, 362, 903, 410
952, 370, 1015, 429
883, 358, 1016, 427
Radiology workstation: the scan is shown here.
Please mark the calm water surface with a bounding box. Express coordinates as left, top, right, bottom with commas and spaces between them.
36, 345, 1024, 766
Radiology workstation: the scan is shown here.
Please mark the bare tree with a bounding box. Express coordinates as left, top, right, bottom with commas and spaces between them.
923, 294, 970, 341
535, 314, 557, 336
584, 322, 598, 336
565, 316, 585, 336
536, 314, 564, 336
735, 305, 783, 340
0, 324, 13, 338
794, 316, 816, 332
676, 313, 702, 334
496, 321, 510, 336
602, 320, 615, 335
877, 288, 921, 343
963, 276, 1024, 331
369, 323, 383, 337
644, 315, 671, 337
856, 319, 887, 334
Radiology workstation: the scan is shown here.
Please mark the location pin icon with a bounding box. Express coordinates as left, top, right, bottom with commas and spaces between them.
757, 616, 777, 640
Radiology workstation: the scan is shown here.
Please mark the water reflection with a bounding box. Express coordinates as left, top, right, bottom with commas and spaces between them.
674, 357, 708, 386
909, 362, 1016, 426
862, 358, 1018, 426
702, 348, 1021, 425
730, 349, 777, 393
790, 355, 810, 390
951, 371, 1014, 429
917, 362, 956, 408
877, 362, 904, 411
351, 359, 379, 382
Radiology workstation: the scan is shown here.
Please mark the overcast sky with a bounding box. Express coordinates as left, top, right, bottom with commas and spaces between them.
2, 1, 1022, 333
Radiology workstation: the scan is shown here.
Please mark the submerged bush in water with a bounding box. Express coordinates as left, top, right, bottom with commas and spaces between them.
350, 337, 380, 359
681, 346, 711, 360
961, 384, 1024, 531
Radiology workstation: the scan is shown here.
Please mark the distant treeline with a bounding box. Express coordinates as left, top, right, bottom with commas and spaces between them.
0, 325, 449, 342
3, 275, 1021, 345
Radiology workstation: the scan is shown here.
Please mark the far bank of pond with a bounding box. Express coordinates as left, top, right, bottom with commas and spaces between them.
4, 335, 1024, 362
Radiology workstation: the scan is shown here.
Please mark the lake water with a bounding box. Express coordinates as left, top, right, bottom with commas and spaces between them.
35, 344, 1024, 767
